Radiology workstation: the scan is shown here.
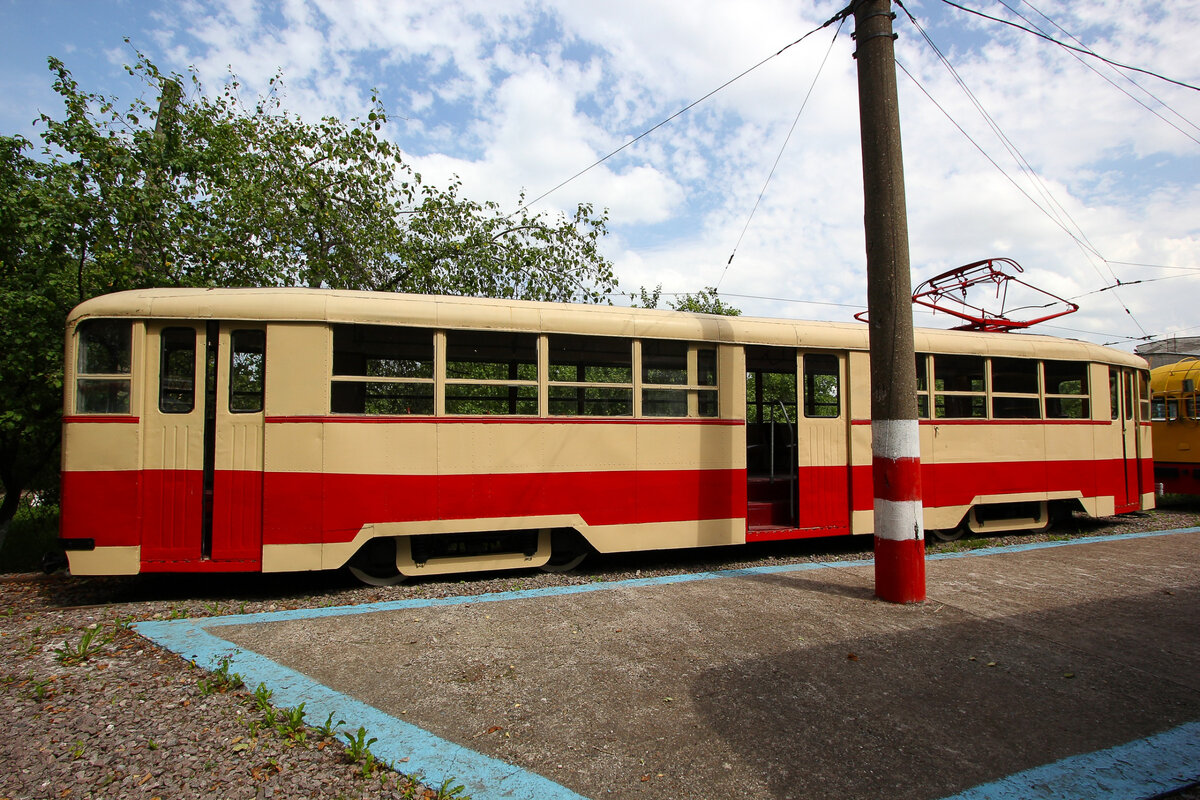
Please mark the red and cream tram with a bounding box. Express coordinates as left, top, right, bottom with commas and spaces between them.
59, 288, 1154, 583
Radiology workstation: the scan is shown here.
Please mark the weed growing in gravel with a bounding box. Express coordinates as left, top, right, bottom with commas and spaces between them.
198, 655, 244, 695
27, 674, 56, 701
315, 710, 345, 738
279, 703, 308, 743
253, 682, 273, 709
54, 625, 112, 666
342, 726, 377, 763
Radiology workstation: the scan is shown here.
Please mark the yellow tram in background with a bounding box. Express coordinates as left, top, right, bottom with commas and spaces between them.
1150, 358, 1200, 496
59, 288, 1154, 584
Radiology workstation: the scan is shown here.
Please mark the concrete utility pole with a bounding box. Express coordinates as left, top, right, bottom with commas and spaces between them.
852, 0, 926, 603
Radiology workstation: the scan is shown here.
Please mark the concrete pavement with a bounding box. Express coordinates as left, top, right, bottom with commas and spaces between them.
136, 528, 1200, 800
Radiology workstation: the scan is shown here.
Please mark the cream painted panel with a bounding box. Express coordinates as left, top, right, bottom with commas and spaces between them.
437, 422, 639, 475
267, 323, 329, 417
635, 424, 743, 471
584, 518, 743, 552
323, 423, 439, 475
65, 546, 140, 575
264, 423, 324, 473
930, 423, 1052, 463
62, 423, 142, 471
143, 423, 204, 471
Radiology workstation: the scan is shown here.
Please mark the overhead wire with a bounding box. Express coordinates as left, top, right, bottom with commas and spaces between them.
1012, 0, 1200, 145
896, 0, 1151, 340
939, 0, 1200, 92
715, 17, 846, 291
518, 9, 850, 212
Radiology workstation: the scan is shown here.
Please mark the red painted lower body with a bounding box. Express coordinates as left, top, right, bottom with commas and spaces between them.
60, 454, 1152, 573
1155, 463, 1200, 496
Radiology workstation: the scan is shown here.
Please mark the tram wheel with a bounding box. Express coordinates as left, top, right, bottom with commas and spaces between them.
347, 538, 407, 587
928, 525, 965, 543
540, 530, 590, 573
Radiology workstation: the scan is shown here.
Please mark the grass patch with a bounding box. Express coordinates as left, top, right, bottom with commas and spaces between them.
0, 498, 61, 574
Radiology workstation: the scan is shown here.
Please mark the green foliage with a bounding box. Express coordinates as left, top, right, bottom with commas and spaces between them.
0, 496, 59, 573
0, 51, 616, 529
54, 624, 113, 666
343, 726, 378, 763
634, 284, 741, 316
197, 655, 244, 695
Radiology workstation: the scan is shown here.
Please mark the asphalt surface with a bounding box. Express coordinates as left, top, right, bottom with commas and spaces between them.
138, 528, 1200, 800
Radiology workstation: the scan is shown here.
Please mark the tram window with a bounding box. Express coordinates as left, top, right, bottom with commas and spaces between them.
1110, 371, 1120, 420
915, 354, 930, 418
332, 324, 434, 415
446, 330, 537, 415
803, 354, 840, 418
548, 335, 633, 416
159, 327, 196, 413
991, 357, 1040, 419
992, 358, 1038, 393
1139, 371, 1152, 421
1187, 396, 1198, 418
642, 341, 719, 417
642, 340, 687, 385
1151, 396, 1167, 421
1044, 361, 1089, 419
76, 319, 132, 414
933, 354, 985, 419
1167, 399, 1180, 421
229, 330, 265, 413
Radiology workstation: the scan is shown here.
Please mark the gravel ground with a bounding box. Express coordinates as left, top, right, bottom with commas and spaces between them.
2, 499, 1198, 800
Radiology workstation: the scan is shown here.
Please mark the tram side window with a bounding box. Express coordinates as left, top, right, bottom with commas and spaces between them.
160, 327, 196, 413
1044, 361, 1089, 419
990, 357, 1040, 419
446, 330, 537, 415
1111, 371, 1120, 420
803, 354, 839, 417
229, 330, 265, 413
933, 354, 985, 419
1150, 395, 1167, 421
642, 340, 718, 417
548, 334, 633, 416
76, 319, 132, 414
915, 354, 929, 418
1139, 370, 1152, 421
331, 324, 434, 415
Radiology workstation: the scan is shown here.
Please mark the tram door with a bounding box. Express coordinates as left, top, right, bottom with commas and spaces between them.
795, 351, 851, 533
1113, 367, 1144, 511
141, 322, 265, 565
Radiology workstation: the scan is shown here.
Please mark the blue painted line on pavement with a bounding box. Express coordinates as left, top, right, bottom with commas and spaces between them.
133, 525, 1200, 800
938, 720, 1200, 800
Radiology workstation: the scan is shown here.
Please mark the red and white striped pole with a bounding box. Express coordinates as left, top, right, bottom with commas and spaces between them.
872, 420, 926, 603
853, 0, 926, 603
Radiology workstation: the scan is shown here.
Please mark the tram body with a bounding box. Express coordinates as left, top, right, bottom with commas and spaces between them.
1149, 358, 1200, 495
59, 288, 1154, 579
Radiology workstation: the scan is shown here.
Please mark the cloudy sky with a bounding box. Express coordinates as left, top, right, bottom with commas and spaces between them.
3, 0, 1199, 351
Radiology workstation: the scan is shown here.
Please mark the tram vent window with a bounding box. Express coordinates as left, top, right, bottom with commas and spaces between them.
332, 324, 434, 415
445, 330, 537, 415
641, 340, 719, 418
1044, 361, 1089, 419
76, 319, 132, 414
933, 354, 985, 419
915, 354, 930, 418
548, 334, 633, 416
990, 357, 1039, 419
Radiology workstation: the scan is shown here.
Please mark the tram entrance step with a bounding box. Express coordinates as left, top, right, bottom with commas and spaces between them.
748, 500, 792, 528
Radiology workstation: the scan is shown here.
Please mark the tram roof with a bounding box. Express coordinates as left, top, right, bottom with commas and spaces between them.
68, 287, 1147, 367
1150, 358, 1200, 393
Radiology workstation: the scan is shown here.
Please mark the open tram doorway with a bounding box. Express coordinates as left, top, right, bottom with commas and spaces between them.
745, 347, 851, 539
141, 321, 266, 567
